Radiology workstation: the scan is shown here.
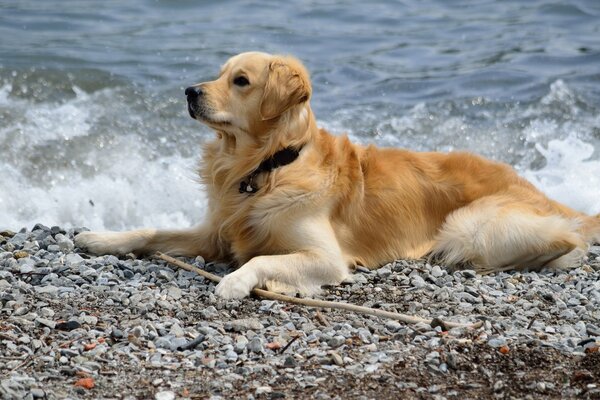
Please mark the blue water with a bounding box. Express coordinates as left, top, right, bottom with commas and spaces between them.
1, 0, 599, 230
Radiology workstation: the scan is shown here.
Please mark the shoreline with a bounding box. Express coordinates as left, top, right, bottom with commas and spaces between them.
1, 225, 599, 399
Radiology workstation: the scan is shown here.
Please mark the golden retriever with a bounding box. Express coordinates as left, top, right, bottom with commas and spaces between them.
75, 52, 600, 299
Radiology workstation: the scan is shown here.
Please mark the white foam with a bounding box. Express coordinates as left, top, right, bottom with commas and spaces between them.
0, 83, 207, 231
0, 148, 205, 231
523, 136, 600, 215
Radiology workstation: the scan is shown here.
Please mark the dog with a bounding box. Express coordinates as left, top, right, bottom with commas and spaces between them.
75, 51, 600, 299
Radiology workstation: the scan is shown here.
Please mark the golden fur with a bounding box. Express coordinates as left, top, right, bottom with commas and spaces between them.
75, 52, 600, 299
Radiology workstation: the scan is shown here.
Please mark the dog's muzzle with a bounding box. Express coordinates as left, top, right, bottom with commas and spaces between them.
185, 86, 203, 119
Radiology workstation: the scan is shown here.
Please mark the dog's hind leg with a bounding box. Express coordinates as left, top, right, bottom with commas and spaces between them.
429, 195, 586, 274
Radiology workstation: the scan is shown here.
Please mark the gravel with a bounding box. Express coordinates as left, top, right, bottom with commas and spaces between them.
1, 225, 600, 399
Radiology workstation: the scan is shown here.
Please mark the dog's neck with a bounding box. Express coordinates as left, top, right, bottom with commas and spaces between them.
238, 145, 303, 194
203, 104, 317, 195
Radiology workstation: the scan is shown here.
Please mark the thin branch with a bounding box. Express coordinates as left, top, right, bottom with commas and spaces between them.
155, 252, 483, 329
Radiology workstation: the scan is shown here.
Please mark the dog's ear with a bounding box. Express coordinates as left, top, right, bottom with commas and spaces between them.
260, 57, 312, 121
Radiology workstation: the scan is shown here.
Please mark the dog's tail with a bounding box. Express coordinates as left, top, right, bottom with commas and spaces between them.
592, 213, 600, 243
582, 213, 600, 244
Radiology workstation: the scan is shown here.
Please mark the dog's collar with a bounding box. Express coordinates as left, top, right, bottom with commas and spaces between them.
239, 146, 303, 195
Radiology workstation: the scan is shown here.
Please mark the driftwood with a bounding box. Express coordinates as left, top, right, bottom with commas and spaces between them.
155, 252, 483, 329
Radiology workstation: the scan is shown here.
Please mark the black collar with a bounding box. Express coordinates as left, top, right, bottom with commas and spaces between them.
239, 146, 303, 194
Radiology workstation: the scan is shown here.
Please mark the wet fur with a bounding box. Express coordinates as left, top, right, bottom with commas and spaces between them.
75, 52, 600, 299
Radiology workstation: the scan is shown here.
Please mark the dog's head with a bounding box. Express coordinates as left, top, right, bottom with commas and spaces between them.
185, 52, 312, 138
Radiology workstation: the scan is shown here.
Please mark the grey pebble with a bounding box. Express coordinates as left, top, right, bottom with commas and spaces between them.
431, 265, 444, 278
226, 318, 263, 332
488, 336, 507, 348
157, 269, 174, 281
30, 388, 45, 398
35, 318, 56, 329
248, 337, 264, 353
411, 276, 426, 288
327, 335, 346, 348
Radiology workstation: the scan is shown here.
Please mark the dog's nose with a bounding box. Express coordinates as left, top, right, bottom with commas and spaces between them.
185, 86, 203, 99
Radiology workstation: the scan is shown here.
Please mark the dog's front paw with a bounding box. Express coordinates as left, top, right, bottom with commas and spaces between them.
74, 231, 135, 255
215, 269, 259, 299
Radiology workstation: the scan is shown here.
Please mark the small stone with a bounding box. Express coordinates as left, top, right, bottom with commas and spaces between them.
131, 326, 145, 337
1, 229, 16, 237
431, 265, 444, 278
154, 337, 173, 349
365, 364, 379, 373
111, 328, 124, 339
327, 335, 346, 348
36, 318, 56, 329
56, 321, 81, 331
55, 234, 74, 253
35, 285, 58, 296
225, 349, 238, 362
18, 335, 31, 344
47, 245, 61, 252
234, 336, 249, 353
461, 270, 477, 278
283, 355, 296, 368
377, 267, 392, 278
155, 391, 175, 400
157, 269, 174, 281
411, 276, 426, 288
13, 250, 29, 259
65, 253, 84, 266
227, 318, 263, 332
166, 286, 182, 300
9, 232, 27, 246
152, 378, 164, 386
170, 323, 184, 337
19, 264, 34, 274
385, 320, 402, 332
488, 337, 507, 348
537, 382, 546, 392
425, 351, 440, 365
80, 315, 98, 326
248, 337, 264, 353
330, 352, 344, 366
30, 388, 45, 398
14, 306, 29, 316
256, 386, 272, 395
194, 256, 205, 266
33, 223, 50, 232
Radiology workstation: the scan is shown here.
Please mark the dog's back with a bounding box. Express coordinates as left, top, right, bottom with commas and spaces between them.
326, 133, 598, 272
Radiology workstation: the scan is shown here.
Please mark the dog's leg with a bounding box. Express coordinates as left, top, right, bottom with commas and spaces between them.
74, 225, 220, 258
430, 195, 586, 273
215, 218, 348, 299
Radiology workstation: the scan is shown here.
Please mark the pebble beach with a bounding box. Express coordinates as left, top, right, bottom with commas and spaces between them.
1, 225, 599, 399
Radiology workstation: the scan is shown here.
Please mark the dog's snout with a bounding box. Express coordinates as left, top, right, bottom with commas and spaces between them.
185, 86, 203, 99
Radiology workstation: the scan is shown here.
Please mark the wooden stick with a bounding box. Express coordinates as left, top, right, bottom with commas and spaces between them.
155, 252, 483, 329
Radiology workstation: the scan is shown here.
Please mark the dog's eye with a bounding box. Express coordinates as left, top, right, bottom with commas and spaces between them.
233, 76, 250, 87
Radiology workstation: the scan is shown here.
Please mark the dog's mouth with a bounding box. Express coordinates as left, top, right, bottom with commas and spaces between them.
187, 101, 200, 119
187, 101, 231, 126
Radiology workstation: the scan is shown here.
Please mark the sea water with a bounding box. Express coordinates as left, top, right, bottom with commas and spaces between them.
1, 0, 599, 230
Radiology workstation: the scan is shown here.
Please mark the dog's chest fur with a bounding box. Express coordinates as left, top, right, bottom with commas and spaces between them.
199, 137, 335, 264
